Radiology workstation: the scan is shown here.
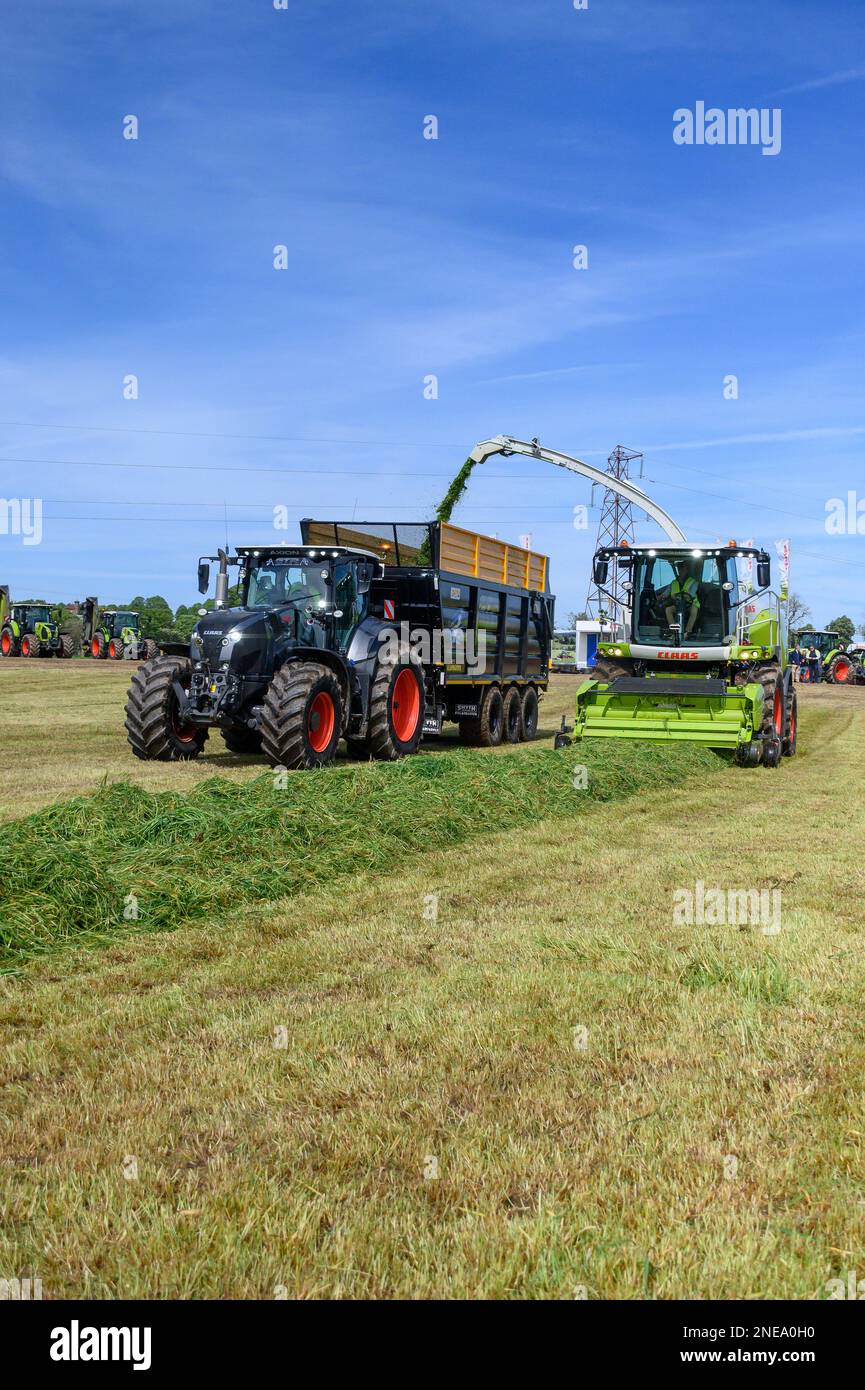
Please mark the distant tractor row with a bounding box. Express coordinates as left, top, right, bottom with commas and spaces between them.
0, 588, 156, 660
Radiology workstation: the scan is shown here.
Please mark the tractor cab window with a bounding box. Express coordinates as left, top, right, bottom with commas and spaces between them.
333, 562, 364, 648
633, 553, 728, 645
113, 611, 138, 633
24, 605, 51, 625
247, 560, 329, 611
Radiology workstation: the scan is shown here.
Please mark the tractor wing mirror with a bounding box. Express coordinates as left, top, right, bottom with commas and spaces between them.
756, 559, 771, 589
593, 558, 609, 587
197, 562, 211, 595
356, 562, 375, 595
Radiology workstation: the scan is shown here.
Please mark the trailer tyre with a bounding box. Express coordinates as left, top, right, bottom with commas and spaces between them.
260, 662, 343, 770
221, 727, 263, 755
520, 685, 539, 741
125, 656, 209, 761
460, 685, 504, 747
0, 628, 17, 657
363, 651, 424, 761
502, 687, 522, 743
21, 634, 41, 658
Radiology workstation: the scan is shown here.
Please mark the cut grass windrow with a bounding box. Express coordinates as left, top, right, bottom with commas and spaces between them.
0, 741, 724, 968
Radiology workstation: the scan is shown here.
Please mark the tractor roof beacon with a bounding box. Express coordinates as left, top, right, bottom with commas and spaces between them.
573, 540, 796, 768
124, 520, 555, 768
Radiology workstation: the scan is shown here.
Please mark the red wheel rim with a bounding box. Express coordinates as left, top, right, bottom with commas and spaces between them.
790, 706, 796, 740
170, 703, 198, 743
1, 632, 9, 653
391, 668, 420, 743
109, 641, 116, 658
308, 691, 335, 753
91, 638, 100, 657
773, 689, 783, 735
21, 638, 30, 656
835, 660, 850, 682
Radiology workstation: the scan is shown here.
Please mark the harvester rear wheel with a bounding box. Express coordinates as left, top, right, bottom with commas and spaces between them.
758, 665, 784, 769
221, 727, 263, 755
260, 662, 343, 769
362, 650, 424, 761
125, 656, 209, 761
520, 685, 539, 741
0, 628, 17, 657
782, 686, 798, 757
21, 634, 41, 658
460, 684, 504, 747
502, 687, 522, 743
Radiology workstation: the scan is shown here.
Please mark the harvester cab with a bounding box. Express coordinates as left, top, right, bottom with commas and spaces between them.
0, 588, 73, 658
82, 597, 156, 661
575, 541, 795, 767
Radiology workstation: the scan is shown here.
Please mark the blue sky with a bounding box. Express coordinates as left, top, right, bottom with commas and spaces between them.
1, 0, 863, 625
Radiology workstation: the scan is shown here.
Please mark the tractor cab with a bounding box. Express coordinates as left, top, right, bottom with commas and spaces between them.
104, 610, 141, 640
592, 542, 774, 658
791, 630, 838, 659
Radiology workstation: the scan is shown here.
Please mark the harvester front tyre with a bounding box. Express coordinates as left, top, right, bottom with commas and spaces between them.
460, 685, 504, 747
125, 657, 209, 761
502, 687, 522, 743
20, 635, 41, 658
756, 666, 785, 769
519, 685, 539, 741
782, 687, 798, 758
260, 662, 343, 770
0, 629, 17, 657
363, 651, 424, 761
221, 727, 263, 755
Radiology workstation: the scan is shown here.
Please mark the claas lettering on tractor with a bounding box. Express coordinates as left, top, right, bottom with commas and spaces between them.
124, 521, 554, 767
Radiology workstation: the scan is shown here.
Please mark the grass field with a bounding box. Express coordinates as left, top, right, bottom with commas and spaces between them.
1, 667, 864, 1299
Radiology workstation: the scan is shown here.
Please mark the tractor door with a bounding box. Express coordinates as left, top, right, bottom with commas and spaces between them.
332, 562, 366, 651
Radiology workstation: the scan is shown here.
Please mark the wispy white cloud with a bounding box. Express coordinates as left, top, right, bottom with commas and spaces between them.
777, 65, 865, 95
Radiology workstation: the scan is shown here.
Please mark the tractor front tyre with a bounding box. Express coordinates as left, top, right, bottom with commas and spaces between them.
502, 686, 522, 743
782, 686, 798, 758
260, 662, 343, 770
758, 666, 784, 769
58, 634, 75, 658
143, 639, 158, 660
460, 685, 504, 747
520, 685, 540, 741
20, 634, 41, 658
363, 651, 424, 761
125, 657, 209, 761
108, 638, 124, 660
221, 727, 263, 755
0, 628, 17, 657
92, 633, 107, 659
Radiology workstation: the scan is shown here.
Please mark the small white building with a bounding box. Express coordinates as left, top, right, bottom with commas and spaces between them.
575, 618, 624, 669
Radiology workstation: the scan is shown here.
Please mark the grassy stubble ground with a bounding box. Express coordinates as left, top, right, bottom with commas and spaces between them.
0, 662, 863, 1298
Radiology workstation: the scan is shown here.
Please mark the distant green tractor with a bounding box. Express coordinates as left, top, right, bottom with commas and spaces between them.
80, 597, 157, 661
0, 586, 74, 658
791, 629, 856, 683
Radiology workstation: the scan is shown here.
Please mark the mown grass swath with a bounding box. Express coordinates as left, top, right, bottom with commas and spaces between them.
0, 741, 721, 967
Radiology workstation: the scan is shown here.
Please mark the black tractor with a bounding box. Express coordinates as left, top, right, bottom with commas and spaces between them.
124, 542, 425, 767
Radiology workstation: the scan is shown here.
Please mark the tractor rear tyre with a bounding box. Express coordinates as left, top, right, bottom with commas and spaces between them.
260, 662, 343, 769
828, 654, 854, 684
221, 727, 263, 755
758, 665, 784, 769
92, 633, 107, 659
520, 685, 539, 741
460, 685, 504, 747
109, 638, 124, 660
502, 686, 522, 743
143, 639, 158, 660
20, 634, 41, 658
782, 685, 798, 758
361, 649, 424, 761
0, 628, 17, 657
58, 634, 75, 658
125, 657, 209, 761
